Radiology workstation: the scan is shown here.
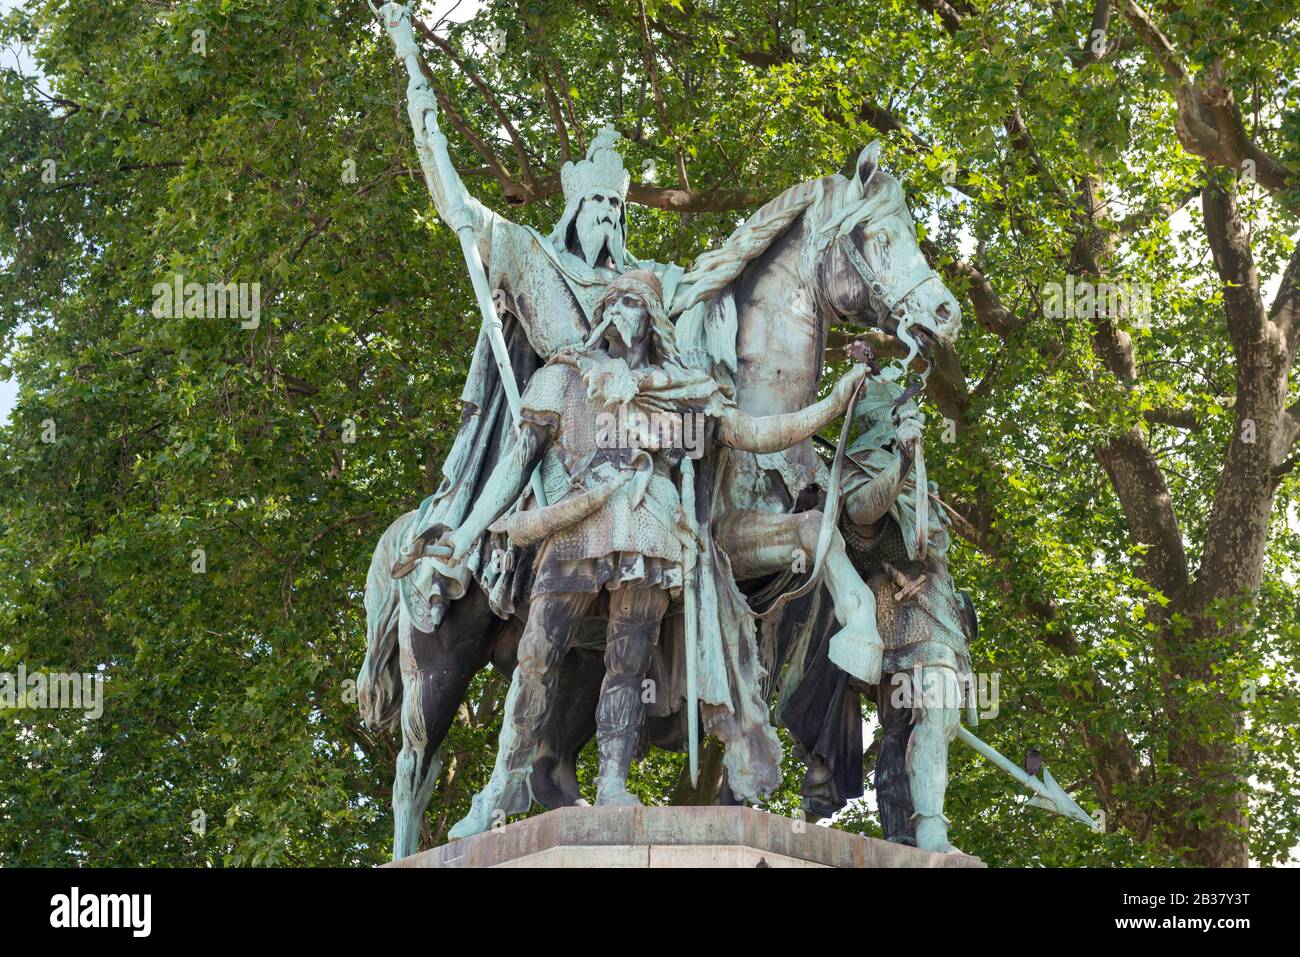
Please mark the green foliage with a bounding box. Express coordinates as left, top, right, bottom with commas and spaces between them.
1, 0, 1297, 866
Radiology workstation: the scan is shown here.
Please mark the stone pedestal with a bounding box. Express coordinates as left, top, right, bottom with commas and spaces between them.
385, 805, 985, 868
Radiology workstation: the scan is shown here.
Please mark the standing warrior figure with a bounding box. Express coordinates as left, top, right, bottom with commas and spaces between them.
433, 270, 868, 838
837, 379, 978, 854
396, 109, 680, 588
359, 3, 700, 858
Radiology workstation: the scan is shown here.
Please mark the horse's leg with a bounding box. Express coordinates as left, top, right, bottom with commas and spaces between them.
718, 508, 882, 684
529, 646, 603, 808
392, 582, 498, 860
448, 590, 595, 839
392, 605, 443, 861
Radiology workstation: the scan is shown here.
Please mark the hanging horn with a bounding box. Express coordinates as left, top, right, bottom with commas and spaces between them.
491, 472, 635, 547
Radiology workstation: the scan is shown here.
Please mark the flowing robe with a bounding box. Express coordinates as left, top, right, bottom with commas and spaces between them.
398, 207, 683, 629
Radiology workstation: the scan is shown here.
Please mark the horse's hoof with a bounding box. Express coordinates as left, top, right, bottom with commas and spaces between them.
447, 815, 487, 840
448, 774, 528, 839
447, 793, 498, 839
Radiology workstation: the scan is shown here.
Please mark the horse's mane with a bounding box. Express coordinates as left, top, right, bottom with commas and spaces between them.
673, 175, 837, 316
673, 166, 911, 317
672, 164, 913, 379
818, 166, 914, 246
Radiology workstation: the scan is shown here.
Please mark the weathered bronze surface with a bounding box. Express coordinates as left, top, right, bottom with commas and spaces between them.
359, 2, 1035, 864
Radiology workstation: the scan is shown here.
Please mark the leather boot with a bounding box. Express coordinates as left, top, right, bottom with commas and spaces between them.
594, 677, 644, 806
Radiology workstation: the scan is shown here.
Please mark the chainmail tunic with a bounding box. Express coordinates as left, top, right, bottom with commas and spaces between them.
842, 512, 912, 568
519, 355, 688, 595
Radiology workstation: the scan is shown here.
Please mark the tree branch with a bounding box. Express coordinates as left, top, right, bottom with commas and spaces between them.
626, 181, 762, 211
538, 65, 573, 165
1194, 184, 1291, 603
413, 17, 536, 190
637, 0, 689, 190
1121, 3, 1297, 209
923, 242, 1023, 339
1095, 430, 1190, 600
1202, 185, 1268, 352
1269, 243, 1300, 359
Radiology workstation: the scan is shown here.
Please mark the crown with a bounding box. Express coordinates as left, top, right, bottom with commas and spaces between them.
561, 125, 630, 202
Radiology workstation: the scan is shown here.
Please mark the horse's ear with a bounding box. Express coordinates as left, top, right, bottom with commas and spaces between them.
856, 142, 882, 189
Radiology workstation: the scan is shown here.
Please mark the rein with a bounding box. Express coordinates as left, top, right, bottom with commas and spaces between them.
745, 372, 866, 620
746, 233, 940, 615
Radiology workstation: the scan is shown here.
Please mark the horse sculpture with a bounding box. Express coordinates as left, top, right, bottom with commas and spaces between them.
359, 142, 962, 860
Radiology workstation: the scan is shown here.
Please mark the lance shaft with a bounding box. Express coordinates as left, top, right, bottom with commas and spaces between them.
376, 3, 546, 506
679, 458, 701, 786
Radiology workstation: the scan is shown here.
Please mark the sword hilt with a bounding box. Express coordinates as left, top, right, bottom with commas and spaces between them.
398, 540, 454, 561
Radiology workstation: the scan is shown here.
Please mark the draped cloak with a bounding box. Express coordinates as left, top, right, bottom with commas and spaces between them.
388, 209, 782, 800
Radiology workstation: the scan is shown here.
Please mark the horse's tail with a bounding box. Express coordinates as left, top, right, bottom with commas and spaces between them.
357, 511, 413, 732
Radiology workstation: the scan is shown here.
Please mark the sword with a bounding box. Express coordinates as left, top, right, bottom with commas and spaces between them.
370, 2, 546, 515
955, 726, 1100, 831
679, 457, 701, 786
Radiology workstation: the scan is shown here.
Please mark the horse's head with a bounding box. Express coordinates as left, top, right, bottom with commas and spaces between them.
819, 142, 962, 372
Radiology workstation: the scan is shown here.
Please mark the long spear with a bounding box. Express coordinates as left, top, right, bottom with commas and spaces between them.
368, 2, 547, 525
678, 458, 701, 786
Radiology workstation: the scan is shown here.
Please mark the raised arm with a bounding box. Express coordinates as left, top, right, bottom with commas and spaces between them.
716, 365, 867, 453
844, 405, 923, 528
406, 79, 500, 246
382, 3, 506, 263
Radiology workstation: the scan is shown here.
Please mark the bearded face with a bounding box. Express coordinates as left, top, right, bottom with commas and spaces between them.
601, 292, 649, 354
572, 192, 625, 268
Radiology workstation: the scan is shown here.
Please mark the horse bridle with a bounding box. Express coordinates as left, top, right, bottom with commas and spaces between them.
832, 231, 942, 410
835, 231, 946, 325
